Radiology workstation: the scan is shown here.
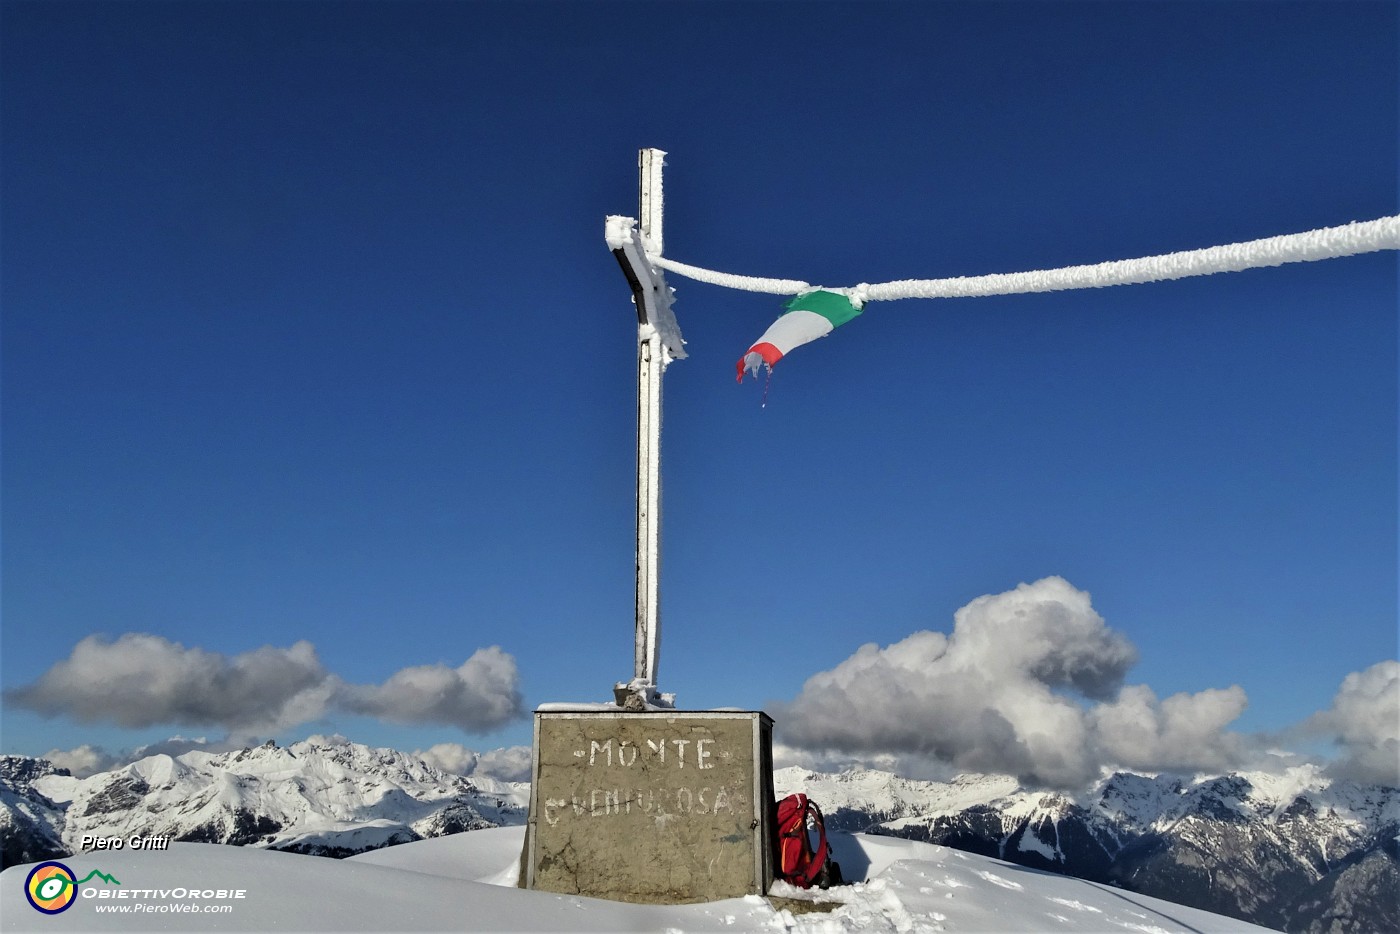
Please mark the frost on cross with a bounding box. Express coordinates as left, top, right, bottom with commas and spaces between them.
605, 149, 685, 711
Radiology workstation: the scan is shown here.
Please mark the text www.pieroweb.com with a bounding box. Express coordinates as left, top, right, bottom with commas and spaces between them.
87, 887, 245, 914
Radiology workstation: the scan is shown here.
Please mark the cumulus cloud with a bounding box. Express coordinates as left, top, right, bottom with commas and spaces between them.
304, 733, 353, 747
8, 635, 331, 736
414, 742, 533, 783
415, 742, 479, 775
130, 735, 237, 760
1297, 660, 1399, 786
772, 741, 951, 780
1091, 683, 1248, 774
6, 635, 524, 739
475, 745, 533, 783
340, 647, 523, 731
775, 576, 1253, 788
39, 744, 120, 778
39, 736, 239, 777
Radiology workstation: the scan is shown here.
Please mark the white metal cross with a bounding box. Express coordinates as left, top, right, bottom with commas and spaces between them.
606, 149, 685, 710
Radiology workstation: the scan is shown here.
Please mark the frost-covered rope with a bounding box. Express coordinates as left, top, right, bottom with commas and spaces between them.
648, 255, 812, 295
649, 215, 1400, 305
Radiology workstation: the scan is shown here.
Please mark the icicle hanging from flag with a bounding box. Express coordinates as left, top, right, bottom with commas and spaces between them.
736, 289, 863, 382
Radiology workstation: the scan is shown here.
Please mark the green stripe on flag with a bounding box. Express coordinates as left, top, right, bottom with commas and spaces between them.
783, 289, 862, 328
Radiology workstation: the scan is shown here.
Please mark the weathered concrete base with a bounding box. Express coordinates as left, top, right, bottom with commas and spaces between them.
524, 709, 775, 904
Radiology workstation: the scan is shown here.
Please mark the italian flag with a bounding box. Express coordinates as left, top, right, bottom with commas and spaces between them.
736, 289, 863, 382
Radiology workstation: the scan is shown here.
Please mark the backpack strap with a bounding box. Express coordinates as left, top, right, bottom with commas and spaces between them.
774, 793, 834, 888
800, 798, 830, 887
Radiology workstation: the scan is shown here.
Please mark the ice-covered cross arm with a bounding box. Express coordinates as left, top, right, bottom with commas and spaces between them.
606, 215, 686, 362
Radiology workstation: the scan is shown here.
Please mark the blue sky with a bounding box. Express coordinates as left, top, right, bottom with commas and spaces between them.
2, 2, 1395, 785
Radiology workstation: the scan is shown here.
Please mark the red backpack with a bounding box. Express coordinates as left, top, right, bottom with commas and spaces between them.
774, 793, 841, 889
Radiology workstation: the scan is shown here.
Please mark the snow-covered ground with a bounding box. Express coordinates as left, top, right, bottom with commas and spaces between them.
2, 825, 1273, 932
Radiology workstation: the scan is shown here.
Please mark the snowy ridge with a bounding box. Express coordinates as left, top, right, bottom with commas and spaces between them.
4, 751, 1394, 931
773, 766, 1020, 831
776, 763, 1396, 849
0, 758, 71, 868
774, 765, 1397, 933
0, 825, 1274, 932
9, 738, 527, 861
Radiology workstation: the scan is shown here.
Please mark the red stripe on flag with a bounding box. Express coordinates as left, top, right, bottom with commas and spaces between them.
749, 342, 782, 366
735, 342, 784, 382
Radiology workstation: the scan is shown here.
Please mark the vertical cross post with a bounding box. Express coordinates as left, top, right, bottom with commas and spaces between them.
607, 148, 684, 710
635, 149, 664, 692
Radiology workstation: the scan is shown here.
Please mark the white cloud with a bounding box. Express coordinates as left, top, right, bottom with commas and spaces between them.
340, 647, 523, 732
7, 635, 524, 739
775, 577, 1252, 789
771, 742, 952, 780
1091, 683, 1248, 774
947, 577, 1138, 700
7, 634, 331, 735
304, 733, 352, 747
415, 742, 479, 775
40, 736, 239, 777
474, 746, 533, 783
413, 742, 532, 783
39, 744, 119, 778
129, 735, 239, 760
1298, 660, 1399, 786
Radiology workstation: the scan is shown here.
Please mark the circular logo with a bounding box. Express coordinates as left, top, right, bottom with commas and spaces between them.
25, 861, 78, 914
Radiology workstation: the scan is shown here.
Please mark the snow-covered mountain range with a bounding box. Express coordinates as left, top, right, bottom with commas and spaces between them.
3, 741, 1395, 933
773, 765, 1398, 934
0, 737, 527, 864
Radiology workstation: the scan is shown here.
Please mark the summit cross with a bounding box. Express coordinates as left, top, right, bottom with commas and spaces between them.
606, 148, 685, 710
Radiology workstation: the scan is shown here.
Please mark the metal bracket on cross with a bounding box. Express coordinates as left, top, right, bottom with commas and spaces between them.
607, 215, 686, 363
606, 149, 684, 711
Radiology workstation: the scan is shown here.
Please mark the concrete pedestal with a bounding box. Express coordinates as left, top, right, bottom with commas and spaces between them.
523, 709, 775, 904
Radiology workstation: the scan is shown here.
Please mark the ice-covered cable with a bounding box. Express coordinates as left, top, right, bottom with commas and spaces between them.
649, 216, 1400, 305
649, 255, 812, 295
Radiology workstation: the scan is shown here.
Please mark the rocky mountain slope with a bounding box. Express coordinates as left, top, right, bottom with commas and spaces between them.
774, 765, 1398, 933
0, 756, 71, 868
0, 737, 527, 864
4, 746, 1393, 932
